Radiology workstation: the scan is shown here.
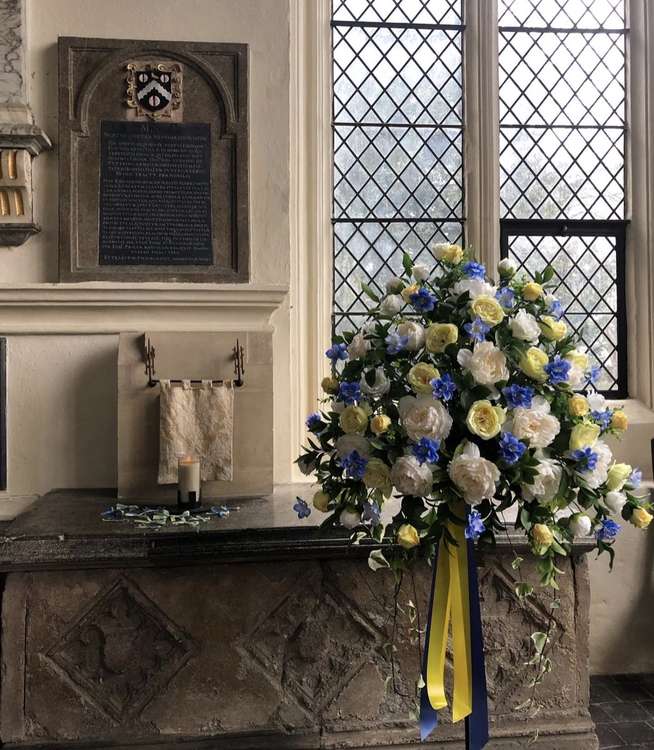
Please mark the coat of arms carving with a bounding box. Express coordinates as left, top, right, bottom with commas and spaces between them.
125, 62, 182, 119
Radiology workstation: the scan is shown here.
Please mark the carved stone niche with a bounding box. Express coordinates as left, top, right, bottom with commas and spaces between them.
58, 37, 249, 283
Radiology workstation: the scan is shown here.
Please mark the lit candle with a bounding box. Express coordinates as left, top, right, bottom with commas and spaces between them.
177, 454, 201, 509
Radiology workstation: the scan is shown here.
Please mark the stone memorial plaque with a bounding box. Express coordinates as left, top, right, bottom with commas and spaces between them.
58, 37, 249, 283
99, 121, 212, 266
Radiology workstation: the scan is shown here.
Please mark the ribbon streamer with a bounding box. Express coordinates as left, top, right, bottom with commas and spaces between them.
419, 510, 489, 749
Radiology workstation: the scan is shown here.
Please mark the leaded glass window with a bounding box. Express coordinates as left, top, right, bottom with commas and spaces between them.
499, 0, 628, 396
331, 0, 465, 333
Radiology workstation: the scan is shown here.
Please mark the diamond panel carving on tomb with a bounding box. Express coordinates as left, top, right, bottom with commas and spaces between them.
45, 576, 195, 721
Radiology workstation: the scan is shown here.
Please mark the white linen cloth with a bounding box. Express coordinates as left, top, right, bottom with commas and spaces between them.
157, 379, 234, 484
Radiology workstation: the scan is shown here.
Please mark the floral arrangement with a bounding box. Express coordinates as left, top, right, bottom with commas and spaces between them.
297, 245, 652, 587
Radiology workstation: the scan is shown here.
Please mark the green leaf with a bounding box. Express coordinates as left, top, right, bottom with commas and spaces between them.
542, 265, 555, 283
515, 582, 534, 601
368, 548, 390, 571
360, 282, 380, 303
531, 631, 549, 655
402, 251, 414, 275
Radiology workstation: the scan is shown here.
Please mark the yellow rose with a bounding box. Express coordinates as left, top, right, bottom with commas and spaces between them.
611, 410, 628, 431
532, 523, 554, 548
471, 295, 505, 327
522, 282, 543, 301
363, 458, 392, 497
397, 523, 420, 549
401, 283, 421, 304
569, 422, 601, 451
466, 400, 505, 440
313, 491, 331, 512
408, 363, 440, 394
539, 315, 568, 341
425, 323, 459, 353
321, 376, 339, 395
568, 394, 589, 417
565, 350, 589, 371
371, 414, 391, 436
339, 405, 368, 434
631, 507, 653, 529
433, 243, 463, 264
520, 347, 549, 381
606, 463, 632, 492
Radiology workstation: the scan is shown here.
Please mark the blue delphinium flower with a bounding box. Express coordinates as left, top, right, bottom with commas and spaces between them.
306, 412, 322, 431
596, 518, 621, 541
464, 317, 491, 343
431, 372, 457, 402
326, 343, 348, 362
549, 298, 564, 320
502, 384, 534, 410
362, 501, 381, 526
499, 432, 526, 465
496, 286, 516, 309
338, 381, 361, 405
385, 332, 409, 355
462, 261, 486, 279
588, 365, 601, 386
592, 409, 612, 431
340, 450, 369, 480
544, 355, 571, 385
293, 497, 311, 519
628, 468, 643, 488
410, 287, 437, 313
571, 446, 599, 472
412, 437, 440, 465
465, 510, 486, 540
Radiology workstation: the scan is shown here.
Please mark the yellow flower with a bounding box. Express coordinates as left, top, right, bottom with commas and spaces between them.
401, 283, 421, 304
611, 410, 628, 431
569, 422, 601, 451
631, 507, 653, 529
565, 350, 589, 371
539, 315, 568, 341
519, 347, 549, 381
532, 523, 554, 548
397, 523, 420, 549
408, 363, 440, 394
433, 243, 463, 264
339, 405, 368, 434
364, 458, 392, 497
471, 295, 505, 327
606, 463, 632, 492
321, 376, 339, 395
522, 282, 543, 301
371, 414, 391, 436
568, 394, 590, 417
425, 323, 459, 353
466, 400, 505, 440
313, 491, 331, 512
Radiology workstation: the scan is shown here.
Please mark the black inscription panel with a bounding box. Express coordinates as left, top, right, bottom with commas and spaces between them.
99, 121, 212, 265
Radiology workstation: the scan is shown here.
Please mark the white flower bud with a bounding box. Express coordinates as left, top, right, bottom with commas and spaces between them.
498, 258, 517, 278
569, 513, 592, 537
340, 508, 361, 529
385, 277, 404, 293
412, 263, 430, 282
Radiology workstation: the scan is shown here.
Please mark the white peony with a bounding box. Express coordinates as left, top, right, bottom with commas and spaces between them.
452, 278, 497, 299
604, 490, 627, 514
448, 441, 500, 505
347, 332, 371, 360
457, 341, 509, 386
398, 395, 453, 442
380, 294, 403, 316
587, 391, 607, 412
390, 455, 433, 496
522, 458, 562, 504
413, 263, 430, 282
509, 309, 541, 343
335, 434, 370, 459
397, 321, 425, 351
507, 396, 560, 448
340, 508, 361, 529
569, 513, 592, 537
359, 367, 391, 399
580, 440, 612, 489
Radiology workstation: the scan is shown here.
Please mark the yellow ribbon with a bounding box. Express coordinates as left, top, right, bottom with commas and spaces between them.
426, 512, 473, 722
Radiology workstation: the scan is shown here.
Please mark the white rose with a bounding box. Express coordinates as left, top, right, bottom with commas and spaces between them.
340, 508, 361, 529
347, 332, 371, 360
567, 363, 586, 391
448, 441, 500, 506
359, 367, 391, 399
522, 459, 562, 504
457, 341, 509, 386
452, 278, 497, 299
335, 434, 370, 459
604, 490, 627, 514
587, 391, 607, 412
386, 276, 404, 293
380, 294, 403, 316
569, 513, 592, 537
397, 321, 425, 352
390, 455, 433, 496
413, 263, 430, 282
507, 396, 560, 448
398, 395, 453, 442
498, 258, 516, 277
509, 310, 541, 343
581, 440, 612, 489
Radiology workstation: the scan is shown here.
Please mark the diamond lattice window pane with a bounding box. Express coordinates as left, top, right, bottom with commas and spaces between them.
333, 0, 462, 26
498, 0, 624, 29
507, 232, 620, 392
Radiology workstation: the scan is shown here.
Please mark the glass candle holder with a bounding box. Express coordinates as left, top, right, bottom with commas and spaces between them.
177, 454, 201, 509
